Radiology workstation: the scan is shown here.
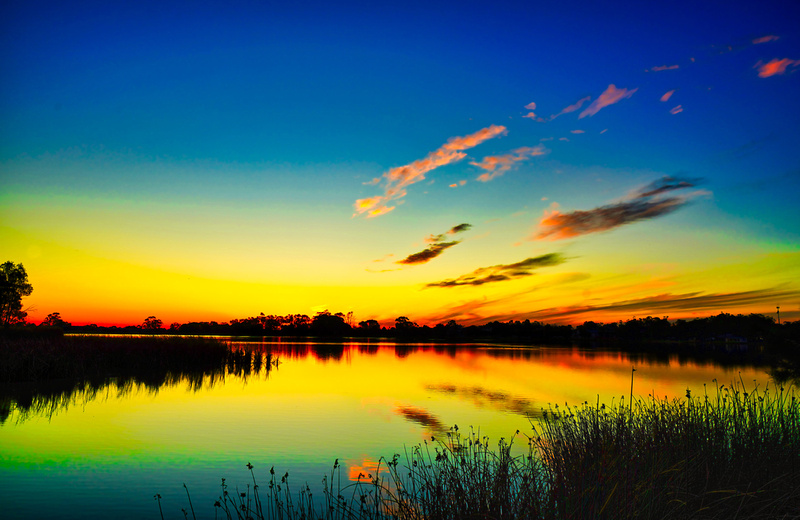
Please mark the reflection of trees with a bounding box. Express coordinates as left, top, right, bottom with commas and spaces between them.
0, 336, 276, 424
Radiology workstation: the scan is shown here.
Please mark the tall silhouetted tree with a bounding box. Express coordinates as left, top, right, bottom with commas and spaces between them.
41, 312, 71, 328
0, 261, 33, 327
141, 316, 163, 330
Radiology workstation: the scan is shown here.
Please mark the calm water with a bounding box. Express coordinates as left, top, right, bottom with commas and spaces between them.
0, 340, 778, 519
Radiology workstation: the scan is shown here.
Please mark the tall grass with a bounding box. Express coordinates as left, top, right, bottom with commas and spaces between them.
177, 380, 800, 520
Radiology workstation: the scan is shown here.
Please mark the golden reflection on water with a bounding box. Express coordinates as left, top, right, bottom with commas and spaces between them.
0, 341, 776, 518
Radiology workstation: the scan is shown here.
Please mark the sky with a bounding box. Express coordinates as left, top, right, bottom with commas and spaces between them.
1, 0, 799, 326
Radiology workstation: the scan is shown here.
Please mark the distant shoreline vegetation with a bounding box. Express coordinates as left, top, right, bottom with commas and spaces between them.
20, 311, 800, 347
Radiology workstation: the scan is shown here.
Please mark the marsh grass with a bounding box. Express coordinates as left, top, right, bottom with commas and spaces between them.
179, 380, 799, 520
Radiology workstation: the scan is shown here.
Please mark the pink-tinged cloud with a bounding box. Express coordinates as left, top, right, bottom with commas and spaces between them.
570, 130, 585, 134
753, 35, 779, 44
550, 96, 592, 121
670, 105, 683, 115
524, 102, 537, 110
472, 144, 548, 182
579, 85, 638, 118
647, 64, 679, 72
523, 112, 547, 122
354, 125, 507, 217
535, 176, 702, 240
660, 90, 675, 102
756, 58, 800, 78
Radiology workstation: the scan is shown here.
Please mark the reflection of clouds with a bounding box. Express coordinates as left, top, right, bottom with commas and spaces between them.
424, 383, 544, 419
394, 405, 449, 435
348, 457, 388, 482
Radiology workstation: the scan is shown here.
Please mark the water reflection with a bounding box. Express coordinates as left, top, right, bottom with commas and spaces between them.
0, 345, 276, 425
1, 338, 792, 520
3, 338, 789, 427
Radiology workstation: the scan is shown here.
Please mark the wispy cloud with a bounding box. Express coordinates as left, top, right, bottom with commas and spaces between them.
535, 176, 702, 240
579, 85, 638, 118
396, 224, 472, 265
550, 96, 592, 121
354, 126, 507, 217
472, 145, 548, 182
647, 64, 679, 72
660, 90, 675, 102
670, 105, 683, 114
426, 253, 564, 287
753, 35, 779, 44
526, 287, 800, 322
755, 58, 800, 78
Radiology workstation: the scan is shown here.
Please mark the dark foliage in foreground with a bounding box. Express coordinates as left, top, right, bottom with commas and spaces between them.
168, 381, 800, 520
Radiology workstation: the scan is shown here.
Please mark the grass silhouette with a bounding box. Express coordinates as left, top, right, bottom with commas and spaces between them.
176, 380, 799, 520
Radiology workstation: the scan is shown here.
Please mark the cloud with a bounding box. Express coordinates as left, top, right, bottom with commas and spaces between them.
426, 253, 565, 287
549, 96, 592, 121
660, 90, 675, 102
472, 144, 548, 182
397, 241, 459, 265
753, 35, 779, 44
449, 223, 472, 234
535, 176, 702, 240
570, 130, 585, 134
525, 287, 800, 322
523, 112, 547, 122
579, 85, 638, 118
524, 101, 537, 110
647, 64, 679, 72
755, 58, 800, 78
353, 125, 507, 217
670, 105, 683, 114
396, 223, 472, 265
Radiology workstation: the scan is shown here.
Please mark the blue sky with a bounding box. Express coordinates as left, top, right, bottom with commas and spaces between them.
2, 0, 799, 325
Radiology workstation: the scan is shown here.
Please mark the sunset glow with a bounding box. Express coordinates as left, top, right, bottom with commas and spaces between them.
1, 0, 798, 326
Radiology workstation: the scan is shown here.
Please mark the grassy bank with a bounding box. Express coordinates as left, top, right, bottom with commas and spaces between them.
175, 381, 799, 520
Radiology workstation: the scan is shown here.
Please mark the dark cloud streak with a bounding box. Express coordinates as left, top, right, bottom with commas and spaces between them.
536, 176, 702, 240
395, 223, 472, 266
427, 253, 565, 288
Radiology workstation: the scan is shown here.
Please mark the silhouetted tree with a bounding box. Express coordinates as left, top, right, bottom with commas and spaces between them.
41, 312, 71, 328
141, 316, 163, 330
311, 310, 351, 336
358, 319, 381, 331
0, 261, 33, 327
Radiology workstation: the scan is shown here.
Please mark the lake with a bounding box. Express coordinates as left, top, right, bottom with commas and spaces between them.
0, 339, 778, 519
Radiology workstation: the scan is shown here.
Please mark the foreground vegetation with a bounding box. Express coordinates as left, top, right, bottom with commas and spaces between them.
169, 381, 800, 520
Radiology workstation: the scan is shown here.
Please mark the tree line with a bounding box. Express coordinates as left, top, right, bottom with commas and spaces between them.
3, 260, 798, 345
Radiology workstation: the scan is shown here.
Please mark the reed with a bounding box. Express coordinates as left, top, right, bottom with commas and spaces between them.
178, 380, 799, 520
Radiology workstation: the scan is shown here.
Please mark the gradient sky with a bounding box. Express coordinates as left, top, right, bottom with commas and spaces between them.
2, 0, 799, 326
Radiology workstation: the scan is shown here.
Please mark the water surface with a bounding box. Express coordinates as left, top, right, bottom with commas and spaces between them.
0, 340, 776, 519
